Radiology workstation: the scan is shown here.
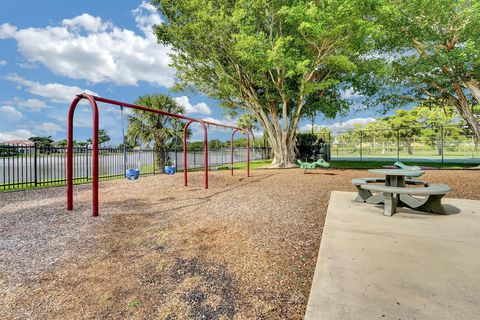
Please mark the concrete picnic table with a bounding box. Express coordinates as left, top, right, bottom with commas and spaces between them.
367, 168, 425, 187
354, 169, 451, 216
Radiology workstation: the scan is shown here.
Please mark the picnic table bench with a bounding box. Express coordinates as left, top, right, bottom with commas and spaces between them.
361, 183, 451, 216
352, 177, 428, 204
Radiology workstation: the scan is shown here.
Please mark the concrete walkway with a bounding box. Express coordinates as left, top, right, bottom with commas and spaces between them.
305, 191, 480, 320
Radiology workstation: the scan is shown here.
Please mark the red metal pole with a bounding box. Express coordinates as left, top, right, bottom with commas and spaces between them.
88, 95, 100, 217
67, 96, 82, 211
201, 121, 208, 189
183, 120, 193, 187
66, 94, 99, 217
230, 129, 239, 176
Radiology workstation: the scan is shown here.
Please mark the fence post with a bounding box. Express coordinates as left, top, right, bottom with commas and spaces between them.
153, 149, 156, 174
441, 125, 444, 163
473, 136, 475, 159
397, 129, 400, 161
34, 143, 38, 187
123, 147, 127, 176
85, 145, 89, 181
360, 130, 363, 161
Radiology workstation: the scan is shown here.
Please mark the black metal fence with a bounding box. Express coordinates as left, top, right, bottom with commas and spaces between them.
313, 125, 480, 163
0, 144, 270, 191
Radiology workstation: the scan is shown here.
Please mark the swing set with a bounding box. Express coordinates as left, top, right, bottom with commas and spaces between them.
67, 93, 251, 217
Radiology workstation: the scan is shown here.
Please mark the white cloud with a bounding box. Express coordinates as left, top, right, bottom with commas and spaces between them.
34, 122, 63, 135
62, 13, 111, 33
299, 123, 324, 132
202, 117, 237, 128
18, 62, 37, 69
302, 117, 377, 133
185, 116, 239, 140
328, 118, 377, 131
5, 74, 97, 103
174, 96, 212, 115
328, 117, 377, 132
0, 60, 6, 66
0, 3, 176, 87
0, 23, 17, 39
48, 104, 118, 129
132, 1, 163, 38
0, 129, 33, 142
0, 105, 22, 120
16, 98, 49, 112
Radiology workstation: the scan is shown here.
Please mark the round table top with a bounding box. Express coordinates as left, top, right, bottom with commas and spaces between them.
368, 168, 425, 176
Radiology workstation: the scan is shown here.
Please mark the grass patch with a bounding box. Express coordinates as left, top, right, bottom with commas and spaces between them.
330, 160, 479, 169
216, 159, 478, 170
215, 159, 272, 170
128, 299, 142, 308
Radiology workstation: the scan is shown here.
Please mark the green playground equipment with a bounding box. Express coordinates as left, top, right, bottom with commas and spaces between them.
393, 161, 423, 178
297, 157, 330, 172
394, 161, 421, 171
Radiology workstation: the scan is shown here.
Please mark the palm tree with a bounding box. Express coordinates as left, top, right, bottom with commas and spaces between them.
237, 113, 258, 146
126, 94, 184, 172
87, 129, 111, 147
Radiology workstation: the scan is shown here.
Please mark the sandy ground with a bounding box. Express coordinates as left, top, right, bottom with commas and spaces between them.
1, 168, 479, 319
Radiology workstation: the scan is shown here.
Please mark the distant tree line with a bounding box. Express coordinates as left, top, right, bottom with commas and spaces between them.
306, 104, 475, 156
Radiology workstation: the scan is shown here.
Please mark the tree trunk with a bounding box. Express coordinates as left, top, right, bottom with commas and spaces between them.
405, 137, 413, 155
156, 148, 165, 172
263, 126, 297, 168
249, 129, 256, 146
155, 135, 166, 173
453, 82, 480, 142
465, 80, 480, 103
241, 90, 300, 168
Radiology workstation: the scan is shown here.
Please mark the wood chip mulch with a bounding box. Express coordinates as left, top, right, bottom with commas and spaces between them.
1, 168, 479, 319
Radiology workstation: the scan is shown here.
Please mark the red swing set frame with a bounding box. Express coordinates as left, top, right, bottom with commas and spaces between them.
67, 93, 250, 217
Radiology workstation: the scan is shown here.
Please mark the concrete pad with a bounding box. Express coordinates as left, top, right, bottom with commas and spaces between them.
305, 191, 480, 320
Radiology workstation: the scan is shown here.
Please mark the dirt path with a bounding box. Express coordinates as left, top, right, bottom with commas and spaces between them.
1, 169, 479, 319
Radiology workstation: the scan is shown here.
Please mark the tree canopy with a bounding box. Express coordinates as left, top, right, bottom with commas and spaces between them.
153, 0, 378, 167
29, 136, 54, 148
365, 0, 480, 140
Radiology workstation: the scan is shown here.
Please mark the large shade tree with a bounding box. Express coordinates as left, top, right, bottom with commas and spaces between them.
368, 0, 480, 141
126, 94, 184, 171
153, 0, 377, 167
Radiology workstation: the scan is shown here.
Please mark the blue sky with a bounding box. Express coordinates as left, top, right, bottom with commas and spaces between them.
0, 0, 383, 144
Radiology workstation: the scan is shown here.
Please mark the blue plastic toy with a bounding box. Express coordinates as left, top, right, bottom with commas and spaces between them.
125, 168, 140, 180
164, 166, 176, 175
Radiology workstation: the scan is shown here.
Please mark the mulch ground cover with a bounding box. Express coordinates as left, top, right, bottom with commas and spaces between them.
1, 168, 479, 319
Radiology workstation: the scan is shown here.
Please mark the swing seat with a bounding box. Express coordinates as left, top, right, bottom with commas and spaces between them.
164, 166, 176, 175
125, 168, 140, 180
